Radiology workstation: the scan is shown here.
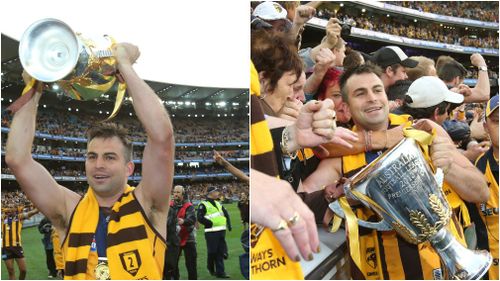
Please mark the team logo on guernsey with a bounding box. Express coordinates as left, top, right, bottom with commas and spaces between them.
250, 224, 264, 248
119, 250, 142, 276
432, 268, 443, 280
365, 247, 377, 269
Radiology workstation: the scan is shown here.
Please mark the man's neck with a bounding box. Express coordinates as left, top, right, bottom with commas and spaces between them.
355, 119, 389, 133
493, 145, 499, 161
380, 75, 391, 91
94, 188, 126, 208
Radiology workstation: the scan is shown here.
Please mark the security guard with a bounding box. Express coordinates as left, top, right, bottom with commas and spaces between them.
197, 186, 231, 278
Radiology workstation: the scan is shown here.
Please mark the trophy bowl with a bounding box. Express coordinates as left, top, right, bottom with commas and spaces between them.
17, 18, 124, 114
19, 18, 80, 82
331, 138, 492, 279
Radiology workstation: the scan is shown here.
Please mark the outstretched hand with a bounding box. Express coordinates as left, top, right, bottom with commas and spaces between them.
294, 5, 316, 25
112, 43, 140, 67
213, 150, 225, 166
251, 170, 320, 261
325, 18, 342, 47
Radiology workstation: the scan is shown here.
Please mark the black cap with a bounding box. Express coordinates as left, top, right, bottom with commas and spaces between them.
207, 186, 219, 194
370, 46, 418, 68
443, 120, 470, 142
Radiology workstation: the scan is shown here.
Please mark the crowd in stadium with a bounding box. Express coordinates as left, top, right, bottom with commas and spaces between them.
3, 140, 248, 160
251, 1, 498, 280
339, 13, 498, 49
1, 108, 249, 143
386, 1, 499, 23
1, 190, 33, 210
1, 180, 248, 209
316, 8, 498, 49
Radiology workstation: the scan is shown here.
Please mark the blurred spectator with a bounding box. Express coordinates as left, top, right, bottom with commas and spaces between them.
370, 46, 417, 90
405, 56, 437, 81
386, 79, 413, 113
38, 217, 57, 278
385, 1, 499, 23
343, 49, 365, 72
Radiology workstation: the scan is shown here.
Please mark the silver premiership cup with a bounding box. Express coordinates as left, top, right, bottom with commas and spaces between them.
330, 138, 492, 279
18, 18, 124, 111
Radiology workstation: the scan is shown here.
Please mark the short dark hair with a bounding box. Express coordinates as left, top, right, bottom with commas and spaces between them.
437, 60, 467, 82
386, 63, 403, 74
339, 63, 383, 102
86, 122, 133, 162
400, 100, 449, 119
343, 49, 364, 72
251, 29, 303, 93
387, 79, 412, 101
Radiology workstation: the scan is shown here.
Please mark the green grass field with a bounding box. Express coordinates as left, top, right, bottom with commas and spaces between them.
1, 203, 247, 280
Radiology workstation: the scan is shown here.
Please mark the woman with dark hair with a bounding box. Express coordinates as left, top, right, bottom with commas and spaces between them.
251, 29, 303, 117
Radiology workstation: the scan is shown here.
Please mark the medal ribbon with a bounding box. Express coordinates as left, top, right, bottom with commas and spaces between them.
6, 78, 40, 114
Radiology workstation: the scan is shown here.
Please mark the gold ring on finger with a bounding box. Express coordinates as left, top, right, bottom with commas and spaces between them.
272, 219, 288, 232
287, 212, 300, 227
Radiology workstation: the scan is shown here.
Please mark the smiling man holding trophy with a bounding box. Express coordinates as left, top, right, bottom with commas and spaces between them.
302, 64, 492, 280
5, 19, 174, 279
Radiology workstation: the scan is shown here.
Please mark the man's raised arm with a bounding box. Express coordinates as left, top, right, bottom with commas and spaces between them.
5, 79, 80, 231
113, 44, 174, 228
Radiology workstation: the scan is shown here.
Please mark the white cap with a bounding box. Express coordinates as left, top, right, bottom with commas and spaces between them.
406, 76, 464, 108
253, 2, 287, 20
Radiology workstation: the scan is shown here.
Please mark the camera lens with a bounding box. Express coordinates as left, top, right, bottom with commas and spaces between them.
341, 24, 351, 37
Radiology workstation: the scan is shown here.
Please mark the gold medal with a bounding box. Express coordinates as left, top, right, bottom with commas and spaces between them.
95, 259, 110, 280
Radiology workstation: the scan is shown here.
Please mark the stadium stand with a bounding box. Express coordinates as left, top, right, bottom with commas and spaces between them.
302, 1, 499, 90
249, 1, 498, 279
1, 34, 249, 212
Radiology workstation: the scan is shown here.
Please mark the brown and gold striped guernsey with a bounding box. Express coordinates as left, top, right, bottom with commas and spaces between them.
2, 212, 23, 248
250, 67, 279, 177
469, 149, 499, 280
250, 62, 303, 280
62, 185, 166, 280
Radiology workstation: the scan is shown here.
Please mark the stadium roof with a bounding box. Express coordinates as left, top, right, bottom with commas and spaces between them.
1, 34, 248, 109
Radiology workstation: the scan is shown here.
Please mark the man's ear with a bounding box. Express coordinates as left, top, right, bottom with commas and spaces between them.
126, 161, 135, 177
385, 66, 394, 77
483, 120, 490, 135
433, 107, 441, 120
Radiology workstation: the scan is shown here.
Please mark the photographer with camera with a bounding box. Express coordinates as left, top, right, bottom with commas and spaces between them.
298, 17, 350, 98
38, 217, 57, 279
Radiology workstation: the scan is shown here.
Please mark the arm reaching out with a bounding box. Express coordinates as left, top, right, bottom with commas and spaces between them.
213, 150, 249, 182
113, 43, 174, 239
5, 74, 80, 235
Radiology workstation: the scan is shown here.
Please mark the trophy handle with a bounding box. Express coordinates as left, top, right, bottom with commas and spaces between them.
329, 201, 393, 231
